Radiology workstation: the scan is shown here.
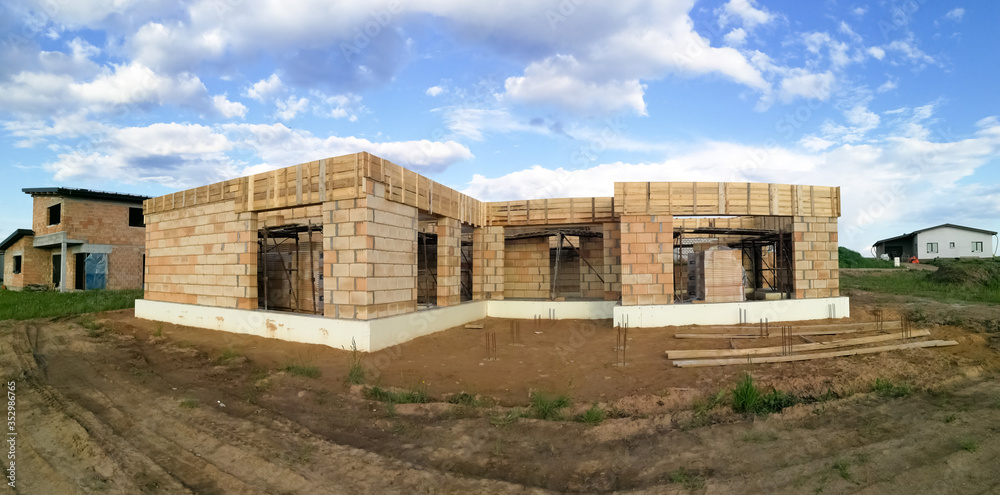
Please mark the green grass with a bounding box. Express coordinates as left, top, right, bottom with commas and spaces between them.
447, 392, 483, 407
833, 458, 852, 481
731, 372, 799, 415
530, 392, 571, 420
959, 439, 979, 453
0, 289, 143, 321
842, 258, 1000, 304
577, 403, 607, 425
362, 385, 430, 404
179, 398, 199, 409
872, 378, 913, 398
667, 468, 706, 490
217, 347, 242, 363
488, 408, 525, 427
839, 247, 897, 269
346, 338, 365, 385
79, 316, 106, 337
282, 361, 321, 379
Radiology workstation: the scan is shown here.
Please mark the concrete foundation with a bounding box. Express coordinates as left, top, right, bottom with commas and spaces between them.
137, 297, 847, 352
613, 296, 850, 328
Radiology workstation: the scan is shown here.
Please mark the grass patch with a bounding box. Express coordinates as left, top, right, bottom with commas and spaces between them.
346, 338, 365, 385
488, 408, 525, 427
832, 458, 853, 481
79, 316, 106, 337
959, 439, 979, 453
447, 392, 483, 407
217, 347, 242, 364
872, 378, 913, 398
839, 247, 897, 269
842, 258, 1000, 304
0, 289, 143, 321
179, 398, 199, 409
667, 468, 705, 490
362, 385, 430, 404
530, 392, 571, 420
731, 372, 799, 415
282, 361, 321, 379
577, 403, 607, 425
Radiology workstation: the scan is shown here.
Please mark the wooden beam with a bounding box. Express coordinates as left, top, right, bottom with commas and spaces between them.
691, 321, 901, 333
665, 329, 930, 359
671, 340, 958, 368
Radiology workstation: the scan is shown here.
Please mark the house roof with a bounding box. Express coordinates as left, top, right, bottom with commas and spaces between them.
873, 223, 998, 246
22, 187, 150, 204
0, 229, 35, 252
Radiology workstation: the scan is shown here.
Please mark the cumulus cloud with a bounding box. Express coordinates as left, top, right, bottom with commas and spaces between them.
945, 8, 965, 22
212, 94, 247, 118
224, 123, 474, 173
246, 73, 283, 102
723, 28, 747, 46
716, 0, 774, 30
877, 79, 897, 93
463, 116, 1000, 250
426, 85, 444, 97
777, 69, 835, 103
275, 96, 309, 120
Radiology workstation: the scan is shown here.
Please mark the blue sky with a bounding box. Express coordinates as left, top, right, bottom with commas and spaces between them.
1, 0, 998, 255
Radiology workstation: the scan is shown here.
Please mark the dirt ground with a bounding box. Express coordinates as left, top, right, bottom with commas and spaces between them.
4, 293, 1000, 494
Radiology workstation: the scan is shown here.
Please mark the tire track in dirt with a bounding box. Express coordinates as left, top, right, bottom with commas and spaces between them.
2, 319, 553, 494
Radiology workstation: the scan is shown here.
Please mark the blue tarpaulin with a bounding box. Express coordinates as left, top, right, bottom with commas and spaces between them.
85, 253, 107, 290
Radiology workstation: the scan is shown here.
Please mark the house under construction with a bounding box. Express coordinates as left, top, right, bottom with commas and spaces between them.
136, 152, 845, 351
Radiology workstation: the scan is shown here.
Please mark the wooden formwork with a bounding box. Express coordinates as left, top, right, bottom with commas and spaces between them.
614, 182, 840, 218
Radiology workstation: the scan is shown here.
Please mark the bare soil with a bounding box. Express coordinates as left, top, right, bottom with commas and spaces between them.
4, 294, 1000, 494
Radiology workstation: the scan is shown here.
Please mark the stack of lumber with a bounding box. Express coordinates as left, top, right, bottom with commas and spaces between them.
689, 249, 744, 303
664, 329, 958, 368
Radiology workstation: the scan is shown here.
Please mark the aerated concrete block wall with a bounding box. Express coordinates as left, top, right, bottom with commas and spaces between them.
579, 236, 604, 298
602, 222, 621, 301
323, 181, 417, 320
436, 217, 461, 307
792, 216, 839, 299
620, 214, 674, 306
472, 226, 504, 300
503, 237, 550, 299
145, 201, 258, 308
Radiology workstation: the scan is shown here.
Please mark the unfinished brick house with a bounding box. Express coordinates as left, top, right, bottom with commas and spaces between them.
0, 188, 149, 291
136, 152, 845, 351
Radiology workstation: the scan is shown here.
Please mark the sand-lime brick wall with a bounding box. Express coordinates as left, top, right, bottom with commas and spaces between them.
503, 237, 550, 299
792, 216, 839, 299
579, 236, 603, 298
145, 201, 258, 309
323, 181, 417, 320
2, 236, 48, 289
436, 217, 461, 307
620, 214, 674, 306
472, 226, 504, 300
602, 222, 622, 301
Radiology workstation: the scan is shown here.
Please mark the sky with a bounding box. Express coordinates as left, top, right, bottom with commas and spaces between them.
1, 0, 998, 255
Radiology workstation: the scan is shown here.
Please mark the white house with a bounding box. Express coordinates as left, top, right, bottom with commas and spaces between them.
874, 224, 997, 261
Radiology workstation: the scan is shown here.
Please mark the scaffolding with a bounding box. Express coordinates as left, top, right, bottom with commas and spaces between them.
258, 221, 323, 314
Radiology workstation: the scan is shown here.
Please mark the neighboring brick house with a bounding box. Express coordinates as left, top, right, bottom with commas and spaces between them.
0, 188, 150, 291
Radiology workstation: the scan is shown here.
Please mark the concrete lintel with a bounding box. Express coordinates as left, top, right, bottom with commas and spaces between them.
32, 231, 85, 248
613, 296, 850, 328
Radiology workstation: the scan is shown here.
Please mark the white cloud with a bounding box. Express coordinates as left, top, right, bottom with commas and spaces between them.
877, 79, 897, 93
426, 85, 444, 97
275, 96, 308, 121
716, 0, 774, 30
799, 135, 834, 152
945, 8, 965, 22
867, 46, 886, 60
212, 94, 247, 118
246, 73, 283, 102
723, 28, 747, 47
316, 92, 363, 121
777, 69, 835, 103
505, 55, 648, 115
463, 117, 1000, 251
44, 122, 237, 187
224, 123, 473, 173
851, 7, 867, 17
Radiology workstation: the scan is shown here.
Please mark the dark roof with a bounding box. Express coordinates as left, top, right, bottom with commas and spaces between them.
0, 229, 34, 252
874, 223, 998, 246
22, 187, 150, 204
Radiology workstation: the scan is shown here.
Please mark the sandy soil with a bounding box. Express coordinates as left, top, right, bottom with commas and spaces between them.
3, 294, 999, 494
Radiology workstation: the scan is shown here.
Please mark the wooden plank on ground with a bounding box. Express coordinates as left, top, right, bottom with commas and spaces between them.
671, 340, 958, 368
665, 330, 930, 360
703, 321, 901, 332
